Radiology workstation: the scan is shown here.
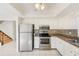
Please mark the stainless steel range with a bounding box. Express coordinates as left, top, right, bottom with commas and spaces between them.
39, 25, 51, 50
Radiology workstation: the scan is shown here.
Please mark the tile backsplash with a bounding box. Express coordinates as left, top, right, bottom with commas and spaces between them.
34, 28, 78, 37
50, 29, 78, 36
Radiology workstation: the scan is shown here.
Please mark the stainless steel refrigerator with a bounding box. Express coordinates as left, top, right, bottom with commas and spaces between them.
19, 24, 34, 52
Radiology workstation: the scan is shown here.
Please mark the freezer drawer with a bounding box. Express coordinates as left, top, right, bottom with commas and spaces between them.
19, 33, 32, 52
20, 24, 33, 32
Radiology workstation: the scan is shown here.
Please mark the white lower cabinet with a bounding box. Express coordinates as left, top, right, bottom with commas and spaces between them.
75, 50, 79, 56
51, 37, 56, 48
34, 37, 40, 48
51, 37, 79, 56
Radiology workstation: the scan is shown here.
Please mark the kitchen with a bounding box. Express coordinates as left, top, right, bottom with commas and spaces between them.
0, 3, 79, 56
17, 16, 79, 56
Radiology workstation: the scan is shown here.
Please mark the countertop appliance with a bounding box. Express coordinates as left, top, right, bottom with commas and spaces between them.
19, 24, 34, 52
39, 25, 51, 50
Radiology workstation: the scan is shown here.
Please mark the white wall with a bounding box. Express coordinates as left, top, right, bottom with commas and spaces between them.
0, 21, 16, 40
21, 17, 77, 29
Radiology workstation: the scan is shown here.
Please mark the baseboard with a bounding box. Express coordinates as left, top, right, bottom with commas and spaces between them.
33, 48, 57, 50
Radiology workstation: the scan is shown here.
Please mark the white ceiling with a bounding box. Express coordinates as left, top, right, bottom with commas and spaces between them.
0, 3, 79, 19
10, 3, 70, 17
0, 3, 22, 19
56, 3, 79, 18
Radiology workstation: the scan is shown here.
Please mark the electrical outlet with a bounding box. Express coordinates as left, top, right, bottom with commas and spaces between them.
69, 32, 72, 34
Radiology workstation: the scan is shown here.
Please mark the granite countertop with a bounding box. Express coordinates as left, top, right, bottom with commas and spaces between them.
48, 30, 79, 48
56, 36, 79, 48
48, 30, 79, 39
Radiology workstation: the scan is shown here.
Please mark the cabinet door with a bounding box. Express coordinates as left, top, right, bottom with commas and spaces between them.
75, 49, 79, 56
51, 37, 57, 48
34, 37, 40, 48
70, 46, 79, 56
35, 25, 39, 29
75, 17, 79, 29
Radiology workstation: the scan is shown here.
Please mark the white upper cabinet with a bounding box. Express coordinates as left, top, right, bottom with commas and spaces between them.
58, 18, 76, 29
23, 17, 77, 29
50, 18, 76, 29
35, 25, 39, 29
50, 20, 59, 29
75, 17, 79, 29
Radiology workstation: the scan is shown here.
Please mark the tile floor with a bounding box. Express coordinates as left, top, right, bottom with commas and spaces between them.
0, 41, 60, 56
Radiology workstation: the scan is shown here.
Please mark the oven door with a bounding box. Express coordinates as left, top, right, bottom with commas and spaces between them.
40, 38, 50, 44
39, 33, 50, 37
